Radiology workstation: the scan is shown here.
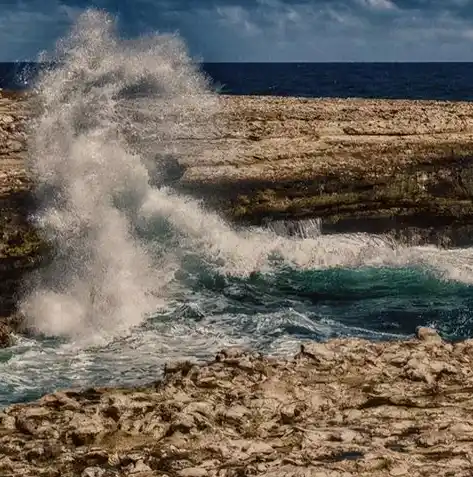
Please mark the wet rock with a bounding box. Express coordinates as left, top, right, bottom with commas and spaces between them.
0, 322, 13, 347
415, 326, 442, 343
175, 96, 473, 248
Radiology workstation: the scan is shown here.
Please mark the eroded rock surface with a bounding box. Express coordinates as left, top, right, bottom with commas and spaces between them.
0, 92, 42, 344
179, 96, 473, 246
1, 331, 473, 476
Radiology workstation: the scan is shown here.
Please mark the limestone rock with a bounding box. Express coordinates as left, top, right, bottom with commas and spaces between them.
0, 336, 472, 476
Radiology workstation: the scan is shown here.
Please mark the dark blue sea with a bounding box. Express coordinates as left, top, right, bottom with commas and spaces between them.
2, 62, 473, 100
2, 58, 473, 407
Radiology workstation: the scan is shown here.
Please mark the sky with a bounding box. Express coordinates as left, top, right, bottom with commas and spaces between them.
0, 0, 473, 62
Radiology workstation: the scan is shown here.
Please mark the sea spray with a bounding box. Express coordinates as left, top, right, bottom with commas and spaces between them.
19, 9, 473, 347
21, 10, 219, 342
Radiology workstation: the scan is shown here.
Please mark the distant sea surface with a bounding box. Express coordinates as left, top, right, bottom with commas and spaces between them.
1, 62, 473, 100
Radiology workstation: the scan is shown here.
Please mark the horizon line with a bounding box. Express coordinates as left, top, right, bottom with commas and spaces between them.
2, 60, 473, 64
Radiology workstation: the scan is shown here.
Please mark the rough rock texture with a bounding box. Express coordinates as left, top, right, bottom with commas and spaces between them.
2, 329, 473, 476
0, 91, 43, 344
179, 96, 473, 246
0, 91, 30, 195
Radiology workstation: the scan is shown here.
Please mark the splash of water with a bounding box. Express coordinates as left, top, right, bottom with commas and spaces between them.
21, 9, 473, 346
21, 10, 219, 342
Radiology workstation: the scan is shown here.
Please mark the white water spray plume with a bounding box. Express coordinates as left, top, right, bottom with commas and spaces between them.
20, 9, 473, 344
20, 9, 219, 342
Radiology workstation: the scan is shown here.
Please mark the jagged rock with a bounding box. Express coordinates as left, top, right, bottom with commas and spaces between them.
0, 332, 473, 476
416, 326, 442, 343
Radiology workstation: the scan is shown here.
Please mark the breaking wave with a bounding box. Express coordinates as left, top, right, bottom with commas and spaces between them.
2, 9, 473, 407
15, 9, 473, 353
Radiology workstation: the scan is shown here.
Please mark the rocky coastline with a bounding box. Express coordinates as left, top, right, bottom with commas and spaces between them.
179, 95, 473, 246
2, 91, 473, 475
2, 328, 473, 476
3, 91, 473, 339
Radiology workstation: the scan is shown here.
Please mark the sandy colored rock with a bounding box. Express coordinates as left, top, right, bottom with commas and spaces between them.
176, 96, 473, 247
182, 96, 473, 184
1, 335, 473, 476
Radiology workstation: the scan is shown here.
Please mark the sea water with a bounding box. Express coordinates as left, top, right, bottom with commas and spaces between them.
2, 9, 473, 406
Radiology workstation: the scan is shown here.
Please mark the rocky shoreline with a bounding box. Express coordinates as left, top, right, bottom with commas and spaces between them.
2, 328, 473, 476
2, 91, 473, 475
3, 91, 473, 340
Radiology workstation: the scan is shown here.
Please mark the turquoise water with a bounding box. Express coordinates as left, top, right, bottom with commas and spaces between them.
2, 259, 472, 407
179, 262, 473, 341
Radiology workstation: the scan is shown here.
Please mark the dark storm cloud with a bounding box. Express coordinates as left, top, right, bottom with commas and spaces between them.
1, 0, 473, 61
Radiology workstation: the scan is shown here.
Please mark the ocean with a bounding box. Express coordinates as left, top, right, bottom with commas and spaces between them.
2, 61, 473, 100
2, 12, 473, 406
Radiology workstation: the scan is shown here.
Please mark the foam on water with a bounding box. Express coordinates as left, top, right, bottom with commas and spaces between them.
1, 298, 409, 406
5, 9, 473, 405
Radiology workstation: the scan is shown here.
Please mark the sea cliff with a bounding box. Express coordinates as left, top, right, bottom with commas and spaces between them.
179, 95, 473, 246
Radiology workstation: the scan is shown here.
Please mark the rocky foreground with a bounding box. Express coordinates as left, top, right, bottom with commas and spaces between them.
1, 328, 473, 476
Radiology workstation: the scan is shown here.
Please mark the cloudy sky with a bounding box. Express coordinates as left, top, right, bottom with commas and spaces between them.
0, 0, 472, 62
